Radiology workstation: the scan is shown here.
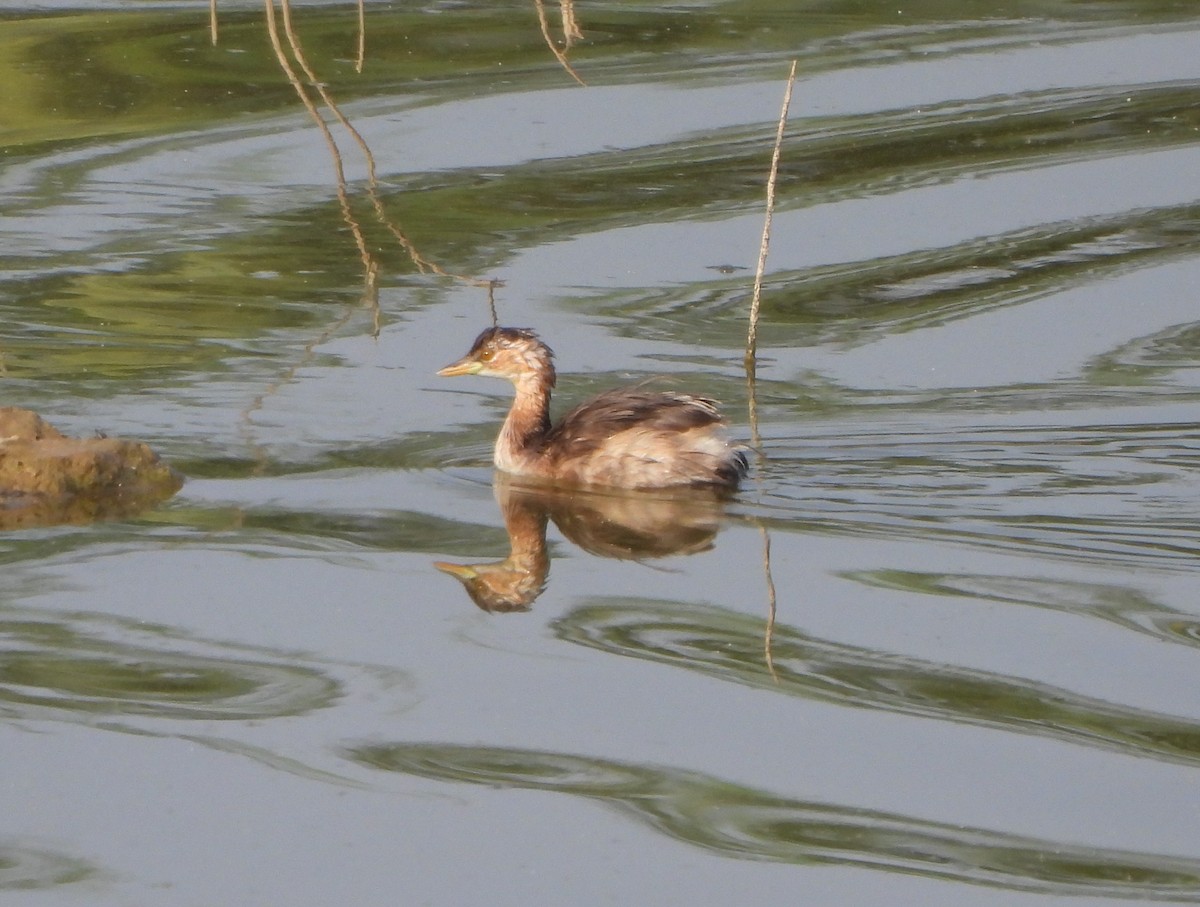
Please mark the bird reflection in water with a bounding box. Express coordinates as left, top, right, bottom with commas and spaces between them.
434, 325, 745, 611
434, 475, 730, 612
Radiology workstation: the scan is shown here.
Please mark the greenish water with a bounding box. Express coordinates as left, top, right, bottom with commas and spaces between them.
3, 2, 1200, 904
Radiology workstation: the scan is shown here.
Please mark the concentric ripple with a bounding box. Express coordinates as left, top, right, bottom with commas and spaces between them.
0, 615, 339, 722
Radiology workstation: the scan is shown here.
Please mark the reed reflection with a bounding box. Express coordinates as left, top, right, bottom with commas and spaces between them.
435, 475, 729, 612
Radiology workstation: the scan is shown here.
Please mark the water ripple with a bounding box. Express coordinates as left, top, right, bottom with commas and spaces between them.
0, 614, 339, 722
0, 839, 97, 891
348, 741, 1200, 900
846, 569, 1200, 651
554, 599, 1200, 768
753, 416, 1200, 571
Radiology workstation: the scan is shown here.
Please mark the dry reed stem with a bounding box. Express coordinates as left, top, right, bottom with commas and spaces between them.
745, 59, 796, 450
276, 0, 495, 288
211, 0, 576, 282
745, 62, 796, 676
227, 0, 503, 461
276, 0, 382, 283
212, 0, 530, 300
245, 0, 379, 462
277, 2, 404, 330
265, 0, 378, 290
760, 522, 779, 682
355, 0, 366, 73
534, 0, 586, 86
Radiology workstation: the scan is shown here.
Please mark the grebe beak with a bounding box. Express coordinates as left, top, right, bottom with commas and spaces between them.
437, 357, 482, 377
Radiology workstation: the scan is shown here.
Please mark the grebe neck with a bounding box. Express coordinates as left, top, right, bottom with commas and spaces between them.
496, 373, 553, 471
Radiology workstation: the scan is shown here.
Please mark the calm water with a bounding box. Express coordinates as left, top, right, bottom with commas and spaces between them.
3, 1, 1200, 904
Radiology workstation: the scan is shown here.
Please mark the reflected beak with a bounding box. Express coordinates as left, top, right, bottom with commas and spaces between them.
436, 357, 481, 378
433, 561, 479, 580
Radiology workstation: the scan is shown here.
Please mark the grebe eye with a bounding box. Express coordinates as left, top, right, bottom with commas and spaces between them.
478, 348, 495, 362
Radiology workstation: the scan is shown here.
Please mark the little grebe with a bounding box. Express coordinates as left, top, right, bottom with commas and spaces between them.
437, 327, 748, 491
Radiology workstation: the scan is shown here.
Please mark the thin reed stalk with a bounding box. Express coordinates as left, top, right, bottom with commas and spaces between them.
264, 0, 378, 289
745, 59, 796, 450
745, 62, 796, 676
355, 0, 366, 73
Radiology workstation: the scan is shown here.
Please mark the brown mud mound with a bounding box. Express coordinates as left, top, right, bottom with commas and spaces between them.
0, 408, 183, 529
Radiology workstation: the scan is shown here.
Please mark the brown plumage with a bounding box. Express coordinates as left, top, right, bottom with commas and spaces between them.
437, 327, 748, 491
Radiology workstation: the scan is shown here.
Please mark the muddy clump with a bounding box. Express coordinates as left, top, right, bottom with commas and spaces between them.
0, 408, 183, 529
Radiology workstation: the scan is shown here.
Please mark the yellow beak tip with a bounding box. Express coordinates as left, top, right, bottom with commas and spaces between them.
436, 361, 479, 377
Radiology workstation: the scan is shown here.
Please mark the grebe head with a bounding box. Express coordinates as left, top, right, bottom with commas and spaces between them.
437, 327, 556, 388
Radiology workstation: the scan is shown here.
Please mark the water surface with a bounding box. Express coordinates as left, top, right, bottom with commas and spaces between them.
3, 1, 1200, 904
